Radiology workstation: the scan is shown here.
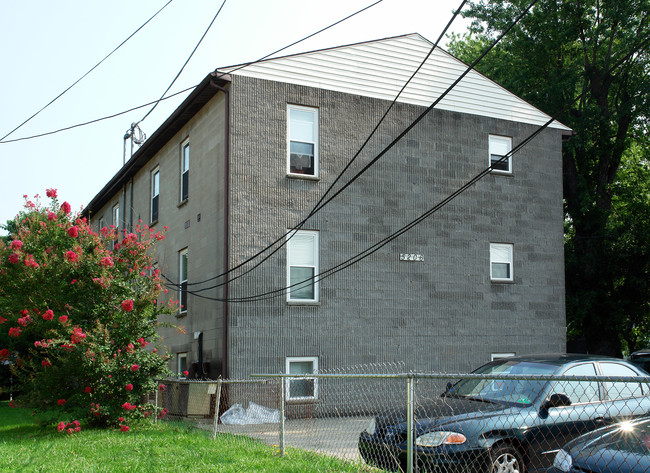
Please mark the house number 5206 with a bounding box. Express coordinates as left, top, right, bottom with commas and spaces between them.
399, 253, 424, 262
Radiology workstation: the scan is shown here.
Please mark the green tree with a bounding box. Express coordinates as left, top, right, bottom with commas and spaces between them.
0, 190, 173, 430
449, 0, 650, 356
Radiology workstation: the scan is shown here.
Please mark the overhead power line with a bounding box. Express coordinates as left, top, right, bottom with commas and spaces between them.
0, 0, 385, 145
0, 0, 175, 142
203, 31, 650, 304
174, 0, 470, 292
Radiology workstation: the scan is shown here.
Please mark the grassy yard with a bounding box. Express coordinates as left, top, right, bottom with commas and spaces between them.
0, 402, 375, 472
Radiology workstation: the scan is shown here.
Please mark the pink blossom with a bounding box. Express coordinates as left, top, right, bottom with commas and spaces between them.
42, 309, 54, 321
99, 256, 114, 267
56, 421, 65, 432
120, 425, 130, 432
67, 226, 79, 238
84, 387, 91, 393
130, 364, 139, 372
57, 399, 66, 406
121, 299, 134, 312
9, 240, 22, 250
47, 211, 57, 221
59, 315, 68, 324
0, 348, 10, 361
46, 188, 58, 198
64, 250, 78, 262
42, 359, 51, 367
8, 254, 19, 264
183, 370, 189, 376
125, 383, 133, 391
8, 327, 21, 337
0, 316, 6, 324
60, 201, 71, 215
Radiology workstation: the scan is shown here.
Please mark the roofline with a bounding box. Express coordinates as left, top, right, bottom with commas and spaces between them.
83, 72, 231, 219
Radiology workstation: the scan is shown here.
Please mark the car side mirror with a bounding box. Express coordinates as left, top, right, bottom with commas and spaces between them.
540, 393, 571, 418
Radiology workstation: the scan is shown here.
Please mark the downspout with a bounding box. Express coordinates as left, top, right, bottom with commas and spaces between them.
210, 76, 230, 379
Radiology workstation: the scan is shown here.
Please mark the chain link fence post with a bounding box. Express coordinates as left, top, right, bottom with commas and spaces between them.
406, 374, 415, 473
280, 377, 286, 457
212, 378, 222, 440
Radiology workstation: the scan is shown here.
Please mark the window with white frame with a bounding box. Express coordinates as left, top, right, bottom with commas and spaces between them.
181, 140, 189, 201
112, 204, 120, 248
489, 135, 512, 173
179, 249, 188, 314
287, 230, 319, 302
288, 105, 318, 177
151, 167, 160, 223
177, 353, 187, 378
98, 217, 106, 233
286, 357, 318, 401
490, 243, 514, 282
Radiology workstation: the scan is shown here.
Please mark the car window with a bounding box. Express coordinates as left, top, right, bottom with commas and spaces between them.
557, 363, 600, 404
599, 362, 646, 400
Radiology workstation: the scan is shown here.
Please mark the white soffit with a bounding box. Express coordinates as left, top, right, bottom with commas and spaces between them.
221, 34, 571, 131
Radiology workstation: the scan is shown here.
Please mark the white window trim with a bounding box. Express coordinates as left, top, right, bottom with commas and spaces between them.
180, 139, 190, 202
179, 248, 188, 315
489, 135, 513, 174
286, 230, 319, 303
112, 203, 120, 231
285, 356, 318, 401
490, 242, 514, 282
177, 353, 187, 378
491, 352, 516, 361
151, 167, 160, 223
287, 104, 319, 178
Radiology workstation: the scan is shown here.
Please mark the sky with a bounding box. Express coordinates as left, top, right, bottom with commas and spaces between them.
0, 0, 471, 235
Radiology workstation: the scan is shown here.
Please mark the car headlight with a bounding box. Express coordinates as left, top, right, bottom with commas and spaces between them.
365, 418, 376, 435
416, 431, 467, 447
552, 449, 572, 472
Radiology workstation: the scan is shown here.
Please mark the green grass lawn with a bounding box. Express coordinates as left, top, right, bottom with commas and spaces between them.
0, 402, 375, 472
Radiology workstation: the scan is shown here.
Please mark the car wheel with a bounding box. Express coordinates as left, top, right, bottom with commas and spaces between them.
489, 444, 525, 473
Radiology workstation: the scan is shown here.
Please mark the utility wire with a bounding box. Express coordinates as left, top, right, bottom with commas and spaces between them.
0, 0, 175, 142
0, 0, 384, 145
170, 0, 527, 293
136, 0, 227, 125
204, 31, 650, 303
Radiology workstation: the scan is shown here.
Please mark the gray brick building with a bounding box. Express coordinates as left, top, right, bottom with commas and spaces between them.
84, 34, 569, 393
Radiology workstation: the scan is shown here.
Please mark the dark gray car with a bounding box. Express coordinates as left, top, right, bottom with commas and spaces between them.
358, 354, 650, 472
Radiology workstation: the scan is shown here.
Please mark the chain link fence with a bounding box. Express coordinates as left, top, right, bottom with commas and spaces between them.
153, 364, 650, 473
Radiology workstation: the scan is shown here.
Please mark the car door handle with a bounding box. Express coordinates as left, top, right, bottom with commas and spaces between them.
593, 417, 605, 423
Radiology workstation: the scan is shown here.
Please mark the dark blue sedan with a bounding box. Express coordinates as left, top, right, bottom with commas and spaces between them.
358, 354, 650, 472
550, 416, 650, 472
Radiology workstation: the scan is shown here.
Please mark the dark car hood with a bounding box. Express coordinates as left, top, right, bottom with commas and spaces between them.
376, 395, 519, 433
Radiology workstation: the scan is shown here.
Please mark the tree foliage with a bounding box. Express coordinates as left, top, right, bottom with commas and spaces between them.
0, 190, 174, 431
449, 0, 650, 355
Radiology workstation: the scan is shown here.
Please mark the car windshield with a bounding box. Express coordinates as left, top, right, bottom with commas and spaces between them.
450, 360, 557, 405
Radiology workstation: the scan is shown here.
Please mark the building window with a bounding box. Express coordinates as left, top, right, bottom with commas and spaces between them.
489, 135, 512, 174
151, 168, 160, 223
112, 204, 120, 248
286, 356, 318, 401
177, 353, 188, 378
490, 243, 514, 282
181, 140, 189, 201
98, 217, 106, 233
287, 105, 318, 177
179, 249, 188, 314
287, 230, 318, 302
491, 352, 515, 361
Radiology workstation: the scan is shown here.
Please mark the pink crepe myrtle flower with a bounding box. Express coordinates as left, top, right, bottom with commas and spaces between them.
84, 386, 92, 394
47, 211, 57, 221
57, 399, 66, 406
60, 201, 71, 215
67, 226, 79, 238
130, 364, 139, 372
59, 315, 68, 324
125, 383, 133, 391
0, 316, 6, 324
8, 327, 21, 337
99, 256, 114, 268
46, 188, 58, 198
0, 348, 10, 361
41, 359, 51, 367
9, 240, 22, 250
65, 250, 78, 262
56, 421, 65, 432
120, 425, 130, 432
8, 254, 20, 264
121, 299, 134, 312
42, 309, 54, 321
183, 370, 189, 376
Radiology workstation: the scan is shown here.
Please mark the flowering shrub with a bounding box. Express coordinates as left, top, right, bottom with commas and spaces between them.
0, 191, 173, 428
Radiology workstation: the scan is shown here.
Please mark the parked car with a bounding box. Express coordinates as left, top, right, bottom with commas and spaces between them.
358, 354, 650, 473
549, 415, 650, 472
628, 349, 650, 374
